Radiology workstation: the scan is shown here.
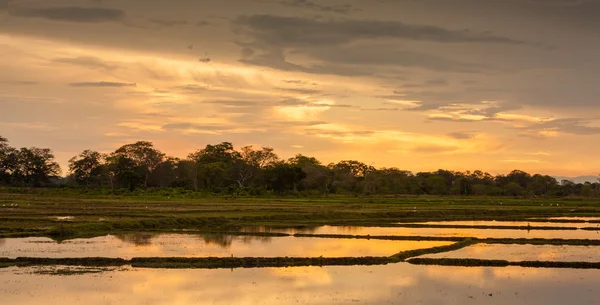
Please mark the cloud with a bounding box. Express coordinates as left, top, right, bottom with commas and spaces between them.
402, 79, 449, 88
447, 131, 477, 139
202, 100, 264, 107
148, 19, 188, 27
234, 14, 536, 47
276, 87, 321, 94
9, 6, 125, 23
525, 0, 600, 6
53, 56, 118, 70
241, 47, 256, 59
360, 107, 400, 111
411, 144, 458, 153
239, 50, 375, 77
501, 159, 543, 163
69, 82, 136, 87
379, 91, 465, 111
275, 0, 357, 14
278, 98, 309, 106
173, 84, 211, 93
308, 46, 486, 73
306, 129, 375, 137
520, 118, 600, 135
0, 0, 8, 11
235, 17, 548, 84
428, 116, 500, 123
283, 79, 318, 86
0, 80, 38, 85
274, 120, 328, 126
162, 123, 225, 131
311, 101, 355, 108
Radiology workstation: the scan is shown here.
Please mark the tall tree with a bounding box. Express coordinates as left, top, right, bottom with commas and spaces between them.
112, 141, 165, 187
331, 161, 375, 194
68, 150, 105, 187
14, 147, 61, 186
105, 154, 143, 191
264, 163, 306, 194
188, 142, 240, 191
288, 154, 333, 194
0, 136, 17, 185
233, 146, 279, 188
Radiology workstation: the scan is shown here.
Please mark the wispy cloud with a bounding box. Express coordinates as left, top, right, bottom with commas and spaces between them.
10, 6, 125, 23
69, 82, 136, 87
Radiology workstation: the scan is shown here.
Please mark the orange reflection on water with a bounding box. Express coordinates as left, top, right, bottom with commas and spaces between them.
280, 225, 600, 239
422, 243, 600, 262
1, 264, 600, 305
0, 234, 451, 259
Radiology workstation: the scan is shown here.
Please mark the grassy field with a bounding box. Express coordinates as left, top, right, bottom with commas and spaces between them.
3, 192, 600, 270
2, 191, 600, 239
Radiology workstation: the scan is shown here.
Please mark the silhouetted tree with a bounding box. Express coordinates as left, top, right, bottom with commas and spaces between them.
68, 150, 105, 187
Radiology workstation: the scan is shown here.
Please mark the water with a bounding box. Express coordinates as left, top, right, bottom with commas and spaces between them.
272, 225, 600, 239
1, 264, 599, 305
2, 226, 599, 304
544, 217, 600, 221
0, 233, 451, 259
403, 220, 584, 228
422, 243, 600, 262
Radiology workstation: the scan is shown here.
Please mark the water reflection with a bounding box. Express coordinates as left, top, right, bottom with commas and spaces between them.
271, 225, 600, 239
1, 264, 599, 304
0, 234, 450, 259
423, 244, 600, 262
115, 233, 154, 246
545, 217, 600, 221
200, 233, 274, 248
405, 220, 584, 228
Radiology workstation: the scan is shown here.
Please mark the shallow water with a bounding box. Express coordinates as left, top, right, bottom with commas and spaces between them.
271, 225, 600, 239
1, 264, 599, 305
422, 244, 600, 262
0, 234, 450, 259
544, 217, 600, 221
404, 220, 584, 228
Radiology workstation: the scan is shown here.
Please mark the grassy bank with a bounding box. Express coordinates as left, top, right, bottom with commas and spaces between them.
0, 256, 393, 269
3, 192, 600, 239
408, 258, 600, 269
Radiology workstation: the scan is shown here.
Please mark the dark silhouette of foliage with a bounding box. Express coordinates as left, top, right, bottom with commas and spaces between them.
1, 135, 599, 197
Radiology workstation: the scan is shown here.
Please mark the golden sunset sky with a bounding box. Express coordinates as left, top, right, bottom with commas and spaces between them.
1, 0, 599, 176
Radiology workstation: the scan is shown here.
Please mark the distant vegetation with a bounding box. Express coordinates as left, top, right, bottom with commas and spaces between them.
1, 135, 599, 197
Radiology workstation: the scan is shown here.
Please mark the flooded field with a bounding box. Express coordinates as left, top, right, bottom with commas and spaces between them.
270, 225, 600, 239
543, 217, 600, 221
2, 221, 600, 304
0, 234, 451, 259
422, 244, 600, 262
404, 220, 585, 228
1, 264, 599, 305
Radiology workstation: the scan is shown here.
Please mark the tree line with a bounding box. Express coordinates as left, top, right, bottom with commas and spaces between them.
1, 135, 599, 197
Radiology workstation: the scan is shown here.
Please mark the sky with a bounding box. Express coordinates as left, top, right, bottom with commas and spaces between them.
1, 0, 599, 176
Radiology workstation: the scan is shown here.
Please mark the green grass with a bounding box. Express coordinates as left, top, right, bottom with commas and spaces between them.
3, 192, 600, 239
407, 258, 600, 269
0, 256, 393, 269
390, 239, 476, 261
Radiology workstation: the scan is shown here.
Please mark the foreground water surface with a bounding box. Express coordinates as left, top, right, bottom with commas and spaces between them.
270, 225, 600, 239
1, 264, 598, 305
422, 243, 600, 262
0, 234, 450, 259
